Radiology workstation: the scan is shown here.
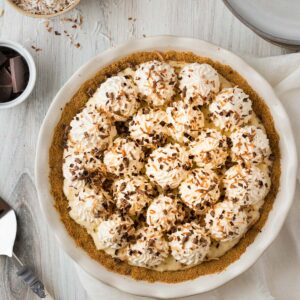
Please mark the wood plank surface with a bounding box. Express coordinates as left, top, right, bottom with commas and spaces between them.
0, 0, 292, 299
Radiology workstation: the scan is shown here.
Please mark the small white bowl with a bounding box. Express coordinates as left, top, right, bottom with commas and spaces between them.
0, 40, 36, 109
35, 36, 297, 298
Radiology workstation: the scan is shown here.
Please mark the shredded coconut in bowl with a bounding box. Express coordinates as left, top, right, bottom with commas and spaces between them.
12, 0, 78, 15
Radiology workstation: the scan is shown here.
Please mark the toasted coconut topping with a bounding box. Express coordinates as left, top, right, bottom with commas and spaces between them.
11, 0, 78, 15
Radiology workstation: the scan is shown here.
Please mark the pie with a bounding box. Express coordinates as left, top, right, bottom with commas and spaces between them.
49, 51, 280, 283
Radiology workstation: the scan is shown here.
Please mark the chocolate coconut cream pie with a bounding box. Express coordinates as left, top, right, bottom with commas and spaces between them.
49, 51, 280, 283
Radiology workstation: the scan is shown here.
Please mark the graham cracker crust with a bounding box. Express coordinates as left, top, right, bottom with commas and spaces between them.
49, 51, 281, 283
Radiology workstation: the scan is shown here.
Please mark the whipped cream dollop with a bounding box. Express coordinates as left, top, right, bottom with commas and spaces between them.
146, 195, 185, 232
129, 107, 169, 148
68, 105, 117, 152
134, 60, 177, 107
146, 143, 191, 189
68, 186, 113, 232
230, 125, 271, 164
113, 175, 156, 216
179, 63, 220, 106
205, 200, 248, 241
169, 222, 211, 266
63, 147, 106, 195
209, 87, 253, 131
179, 168, 220, 214
224, 164, 271, 206
92, 214, 134, 250
166, 101, 205, 144
88, 76, 140, 121
189, 128, 228, 169
127, 227, 169, 268
103, 137, 144, 176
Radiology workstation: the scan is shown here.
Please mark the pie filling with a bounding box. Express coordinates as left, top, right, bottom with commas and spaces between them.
62, 60, 272, 272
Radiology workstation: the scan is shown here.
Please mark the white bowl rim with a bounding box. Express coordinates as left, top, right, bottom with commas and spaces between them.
0, 39, 36, 109
35, 35, 298, 298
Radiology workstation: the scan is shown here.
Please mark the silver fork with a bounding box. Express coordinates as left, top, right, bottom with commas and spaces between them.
0, 196, 54, 299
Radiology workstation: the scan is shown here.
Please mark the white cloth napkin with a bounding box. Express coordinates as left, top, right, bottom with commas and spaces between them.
76, 53, 300, 300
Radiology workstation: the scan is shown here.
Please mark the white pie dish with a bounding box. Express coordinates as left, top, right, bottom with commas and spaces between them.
35, 36, 297, 298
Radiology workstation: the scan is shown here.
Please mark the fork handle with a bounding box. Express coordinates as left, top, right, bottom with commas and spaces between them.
17, 266, 54, 299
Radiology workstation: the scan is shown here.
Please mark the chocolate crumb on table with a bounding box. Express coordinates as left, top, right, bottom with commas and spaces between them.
31, 46, 42, 52
61, 14, 84, 27
43, 13, 83, 49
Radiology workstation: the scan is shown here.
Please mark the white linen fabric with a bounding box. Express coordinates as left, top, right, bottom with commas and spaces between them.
76, 53, 300, 300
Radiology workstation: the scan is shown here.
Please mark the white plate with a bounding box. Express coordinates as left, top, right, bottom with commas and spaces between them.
35, 36, 297, 298
224, 0, 300, 48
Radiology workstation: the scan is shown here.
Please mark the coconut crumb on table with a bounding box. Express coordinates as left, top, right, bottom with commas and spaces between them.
11, 0, 77, 15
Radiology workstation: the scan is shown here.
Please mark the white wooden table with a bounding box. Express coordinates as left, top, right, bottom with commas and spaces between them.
0, 0, 292, 299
